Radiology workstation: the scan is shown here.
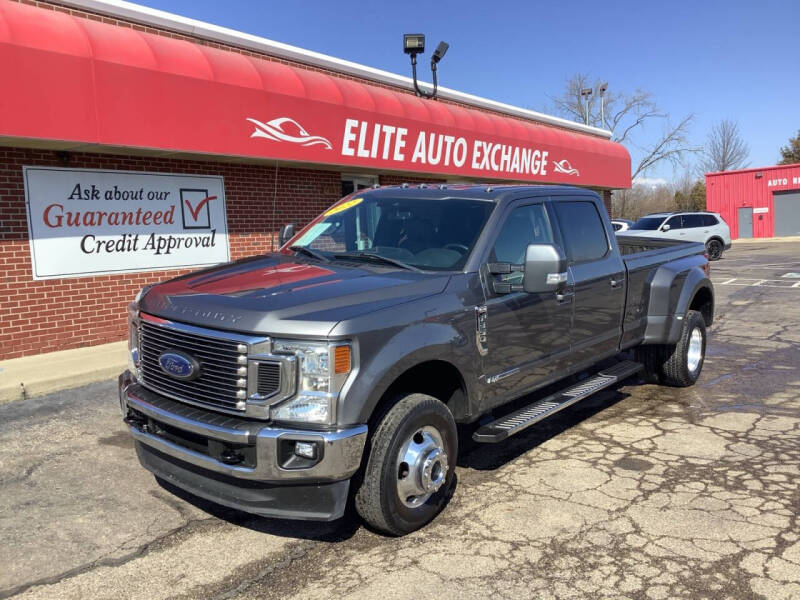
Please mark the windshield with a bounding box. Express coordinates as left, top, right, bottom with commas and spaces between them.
629, 216, 666, 230
284, 195, 495, 271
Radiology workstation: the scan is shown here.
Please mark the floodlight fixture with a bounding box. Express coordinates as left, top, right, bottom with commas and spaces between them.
403, 34, 425, 55
432, 41, 449, 64
403, 33, 449, 99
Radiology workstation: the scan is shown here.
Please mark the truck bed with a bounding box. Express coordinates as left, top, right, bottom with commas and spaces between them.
616, 235, 708, 349
616, 235, 705, 259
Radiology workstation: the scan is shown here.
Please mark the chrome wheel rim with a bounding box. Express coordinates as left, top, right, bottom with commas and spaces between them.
396, 425, 448, 508
687, 327, 703, 374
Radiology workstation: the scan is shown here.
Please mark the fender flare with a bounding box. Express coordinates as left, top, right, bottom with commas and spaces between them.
337, 323, 476, 425
643, 262, 713, 345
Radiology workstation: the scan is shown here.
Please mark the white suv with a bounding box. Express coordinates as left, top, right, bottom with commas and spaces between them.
622, 212, 731, 260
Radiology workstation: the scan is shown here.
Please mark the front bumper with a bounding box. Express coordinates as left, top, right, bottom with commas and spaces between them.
118, 372, 367, 520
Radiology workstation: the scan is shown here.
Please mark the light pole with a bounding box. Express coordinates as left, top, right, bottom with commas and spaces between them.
580, 88, 592, 125
599, 82, 608, 129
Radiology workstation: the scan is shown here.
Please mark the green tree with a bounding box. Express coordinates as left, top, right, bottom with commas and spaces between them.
690, 181, 706, 212
778, 130, 800, 165
673, 180, 706, 212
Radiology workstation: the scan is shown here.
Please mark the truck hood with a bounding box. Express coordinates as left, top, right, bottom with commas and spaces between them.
139, 254, 450, 337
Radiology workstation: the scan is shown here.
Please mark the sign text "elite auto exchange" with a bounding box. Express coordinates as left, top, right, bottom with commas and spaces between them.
340, 119, 550, 177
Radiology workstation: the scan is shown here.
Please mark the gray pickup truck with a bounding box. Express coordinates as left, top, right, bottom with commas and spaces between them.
119, 184, 714, 535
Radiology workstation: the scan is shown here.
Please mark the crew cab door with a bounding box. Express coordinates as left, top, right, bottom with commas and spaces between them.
479, 200, 572, 407
552, 199, 626, 368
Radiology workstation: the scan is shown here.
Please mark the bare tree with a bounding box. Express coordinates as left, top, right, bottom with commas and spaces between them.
549, 74, 698, 179
700, 119, 749, 173
612, 183, 678, 220
672, 170, 696, 211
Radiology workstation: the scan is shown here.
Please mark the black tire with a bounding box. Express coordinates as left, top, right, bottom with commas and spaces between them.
706, 238, 723, 261
635, 310, 707, 387
355, 393, 457, 536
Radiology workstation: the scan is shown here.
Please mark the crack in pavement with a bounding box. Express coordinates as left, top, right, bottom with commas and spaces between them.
0, 517, 218, 599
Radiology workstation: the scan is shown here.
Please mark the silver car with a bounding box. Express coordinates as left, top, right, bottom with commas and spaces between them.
622, 212, 731, 260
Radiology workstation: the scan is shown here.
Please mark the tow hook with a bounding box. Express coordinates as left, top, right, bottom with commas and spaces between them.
219, 447, 245, 465
124, 413, 149, 433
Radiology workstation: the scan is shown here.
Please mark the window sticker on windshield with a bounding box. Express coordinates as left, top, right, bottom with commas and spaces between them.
325, 197, 363, 216
295, 222, 332, 246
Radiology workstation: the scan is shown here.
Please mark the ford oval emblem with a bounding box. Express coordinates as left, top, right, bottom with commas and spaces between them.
158, 350, 200, 380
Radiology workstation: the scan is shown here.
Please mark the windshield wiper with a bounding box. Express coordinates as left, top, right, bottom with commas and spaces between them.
289, 245, 330, 262
333, 252, 421, 272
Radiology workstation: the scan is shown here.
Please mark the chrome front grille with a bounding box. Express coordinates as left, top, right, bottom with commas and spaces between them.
139, 317, 253, 413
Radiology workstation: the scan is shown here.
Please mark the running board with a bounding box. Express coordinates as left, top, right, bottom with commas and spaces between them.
473, 360, 643, 443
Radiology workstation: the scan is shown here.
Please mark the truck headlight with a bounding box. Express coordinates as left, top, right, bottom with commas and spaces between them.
127, 302, 140, 380
270, 340, 352, 425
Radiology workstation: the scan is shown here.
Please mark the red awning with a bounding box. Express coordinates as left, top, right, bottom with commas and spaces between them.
0, 2, 630, 188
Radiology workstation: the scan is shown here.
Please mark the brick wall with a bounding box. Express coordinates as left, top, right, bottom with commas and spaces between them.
602, 190, 612, 216
0, 147, 341, 360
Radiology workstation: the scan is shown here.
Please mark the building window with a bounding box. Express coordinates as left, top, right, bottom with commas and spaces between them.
341, 174, 378, 197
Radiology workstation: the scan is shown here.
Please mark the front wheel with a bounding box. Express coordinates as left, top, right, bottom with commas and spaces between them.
355, 393, 457, 536
635, 309, 707, 387
706, 239, 724, 261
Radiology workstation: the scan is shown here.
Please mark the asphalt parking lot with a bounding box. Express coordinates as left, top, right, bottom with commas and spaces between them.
2, 241, 799, 600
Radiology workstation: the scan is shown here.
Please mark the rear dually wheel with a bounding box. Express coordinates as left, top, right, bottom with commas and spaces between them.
636, 309, 707, 387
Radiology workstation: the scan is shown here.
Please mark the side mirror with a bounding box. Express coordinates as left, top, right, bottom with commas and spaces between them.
278, 222, 296, 247
523, 244, 567, 293
661, 224, 671, 232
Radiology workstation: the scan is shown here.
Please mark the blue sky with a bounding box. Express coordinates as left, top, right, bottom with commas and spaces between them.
140, 0, 799, 183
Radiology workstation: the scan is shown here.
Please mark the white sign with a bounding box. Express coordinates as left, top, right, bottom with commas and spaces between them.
753, 207, 769, 214
24, 167, 229, 280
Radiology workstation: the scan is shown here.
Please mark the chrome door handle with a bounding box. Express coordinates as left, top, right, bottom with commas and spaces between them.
610, 279, 624, 289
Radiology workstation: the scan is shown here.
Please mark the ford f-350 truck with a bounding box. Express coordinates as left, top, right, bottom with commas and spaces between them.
119, 185, 713, 535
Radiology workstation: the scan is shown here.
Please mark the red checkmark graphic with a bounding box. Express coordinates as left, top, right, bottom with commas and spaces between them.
184, 195, 217, 221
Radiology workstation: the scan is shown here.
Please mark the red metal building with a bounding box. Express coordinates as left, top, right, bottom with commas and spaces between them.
0, 0, 631, 359
706, 163, 800, 239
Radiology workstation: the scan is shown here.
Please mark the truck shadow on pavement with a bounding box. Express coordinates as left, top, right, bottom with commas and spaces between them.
154, 477, 363, 543
152, 382, 633, 543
